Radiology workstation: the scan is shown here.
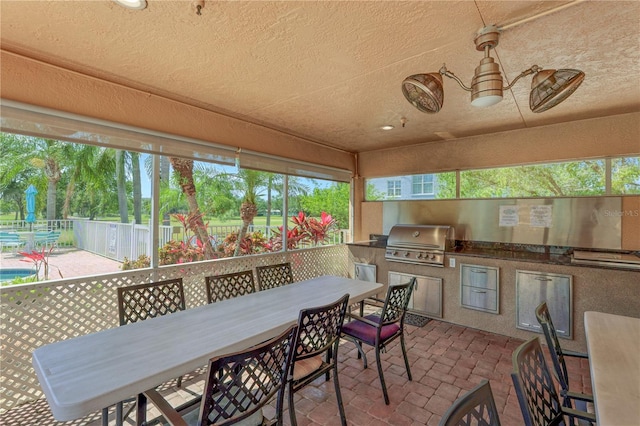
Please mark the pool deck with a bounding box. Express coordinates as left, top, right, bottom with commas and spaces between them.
0, 247, 123, 281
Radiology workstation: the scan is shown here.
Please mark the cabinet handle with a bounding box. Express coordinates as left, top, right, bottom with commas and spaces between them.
521, 323, 541, 329
471, 290, 487, 294
470, 269, 487, 274
534, 277, 552, 281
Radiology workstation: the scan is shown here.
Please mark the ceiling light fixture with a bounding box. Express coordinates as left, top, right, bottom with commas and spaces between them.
381, 125, 395, 130
402, 25, 585, 114
113, 0, 147, 10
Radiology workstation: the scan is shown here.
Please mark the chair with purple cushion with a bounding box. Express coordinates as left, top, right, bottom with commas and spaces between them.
341, 278, 415, 404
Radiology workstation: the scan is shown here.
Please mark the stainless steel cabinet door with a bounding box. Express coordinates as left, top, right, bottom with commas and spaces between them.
516, 270, 573, 339
354, 263, 377, 282
389, 272, 443, 318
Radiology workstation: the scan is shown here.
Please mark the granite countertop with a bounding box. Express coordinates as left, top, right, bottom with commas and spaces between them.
451, 246, 572, 266
348, 240, 387, 248
348, 239, 639, 271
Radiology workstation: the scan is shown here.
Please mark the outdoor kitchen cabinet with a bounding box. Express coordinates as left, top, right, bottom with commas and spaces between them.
516, 270, 573, 339
353, 262, 376, 282
460, 264, 499, 314
389, 271, 442, 318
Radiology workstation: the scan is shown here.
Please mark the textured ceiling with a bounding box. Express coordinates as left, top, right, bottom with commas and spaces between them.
1, 0, 639, 154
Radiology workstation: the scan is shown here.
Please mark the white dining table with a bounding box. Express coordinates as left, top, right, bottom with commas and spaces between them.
32, 275, 382, 423
584, 311, 640, 425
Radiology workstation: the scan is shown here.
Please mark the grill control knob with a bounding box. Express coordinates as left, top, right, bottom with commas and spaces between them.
417, 253, 423, 259
429, 254, 436, 260
404, 252, 410, 257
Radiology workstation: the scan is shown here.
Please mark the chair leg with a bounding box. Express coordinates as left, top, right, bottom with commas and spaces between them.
325, 348, 332, 381
375, 346, 390, 405
288, 382, 297, 426
352, 339, 368, 368
400, 333, 412, 381
332, 362, 347, 426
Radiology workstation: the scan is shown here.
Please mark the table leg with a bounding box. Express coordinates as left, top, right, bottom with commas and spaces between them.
136, 393, 147, 426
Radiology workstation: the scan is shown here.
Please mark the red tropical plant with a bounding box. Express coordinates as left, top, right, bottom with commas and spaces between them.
157, 212, 219, 265
19, 246, 63, 280
267, 211, 337, 250
218, 231, 268, 257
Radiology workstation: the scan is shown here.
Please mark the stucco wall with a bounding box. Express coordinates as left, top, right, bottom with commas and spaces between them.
357, 112, 640, 177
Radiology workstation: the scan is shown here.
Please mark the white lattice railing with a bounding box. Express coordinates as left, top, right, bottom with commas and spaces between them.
0, 245, 349, 418
72, 218, 350, 263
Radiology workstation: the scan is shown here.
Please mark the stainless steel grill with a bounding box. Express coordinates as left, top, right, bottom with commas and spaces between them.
385, 224, 454, 267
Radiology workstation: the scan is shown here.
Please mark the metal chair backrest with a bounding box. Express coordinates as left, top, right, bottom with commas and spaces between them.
439, 379, 501, 426
117, 278, 186, 325
199, 325, 297, 425
535, 302, 570, 390
256, 262, 294, 290
380, 278, 415, 326
205, 270, 256, 303
294, 293, 349, 361
511, 337, 564, 426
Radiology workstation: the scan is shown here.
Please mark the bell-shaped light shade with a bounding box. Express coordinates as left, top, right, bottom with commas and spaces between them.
114, 0, 147, 10
471, 94, 503, 108
402, 73, 444, 113
530, 68, 585, 113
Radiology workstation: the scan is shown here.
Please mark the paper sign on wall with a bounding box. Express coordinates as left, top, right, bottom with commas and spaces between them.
530, 205, 553, 227
499, 205, 519, 227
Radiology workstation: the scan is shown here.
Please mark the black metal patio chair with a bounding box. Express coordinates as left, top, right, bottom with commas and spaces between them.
511, 337, 596, 426
205, 270, 256, 303
341, 278, 415, 404
288, 293, 350, 426
535, 302, 593, 414
143, 325, 297, 426
110, 278, 187, 426
439, 379, 501, 426
256, 262, 294, 290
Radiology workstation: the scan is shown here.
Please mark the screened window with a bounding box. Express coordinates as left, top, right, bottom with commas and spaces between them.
611, 157, 640, 194
412, 175, 434, 195
387, 180, 401, 197
365, 157, 638, 201
0, 101, 351, 281
366, 172, 455, 201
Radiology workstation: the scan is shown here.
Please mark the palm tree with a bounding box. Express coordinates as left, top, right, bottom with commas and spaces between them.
25, 138, 77, 222
57, 144, 115, 220
112, 150, 145, 224
0, 133, 39, 220
131, 152, 142, 224
169, 157, 216, 259
264, 174, 309, 229
234, 169, 266, 257
116, 150, 128, 223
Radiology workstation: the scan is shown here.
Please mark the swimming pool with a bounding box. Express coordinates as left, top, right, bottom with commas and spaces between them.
0, 268, 37, 283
